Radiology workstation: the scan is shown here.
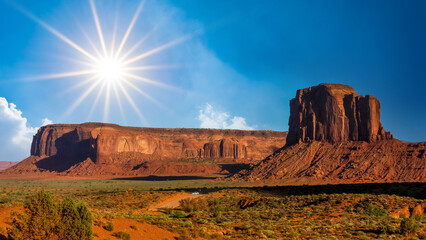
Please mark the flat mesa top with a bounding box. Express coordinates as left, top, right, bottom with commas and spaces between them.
37, 122, 287, 137
296, 83, 358, 98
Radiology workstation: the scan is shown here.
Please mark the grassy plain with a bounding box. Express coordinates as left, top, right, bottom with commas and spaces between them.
0, 178, 424, 239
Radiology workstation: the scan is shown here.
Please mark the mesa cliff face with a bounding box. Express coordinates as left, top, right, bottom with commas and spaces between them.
232, 83, 425, 183
286, 83, 393, 145
4, 123, 287, 176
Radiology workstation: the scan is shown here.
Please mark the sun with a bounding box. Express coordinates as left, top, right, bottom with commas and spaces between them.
96, 58, 124, 83
16, 0, 191, 124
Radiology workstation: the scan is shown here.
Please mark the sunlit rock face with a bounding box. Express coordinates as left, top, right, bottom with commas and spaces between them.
230, 83, 424, 183
31, 123, 285, 162
8, 123, 287, 176
286, 83, 393, 145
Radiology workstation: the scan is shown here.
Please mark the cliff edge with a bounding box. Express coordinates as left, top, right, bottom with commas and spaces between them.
231, 83, 425, 183
287, 83, 392, 145
2, 123, 287, 177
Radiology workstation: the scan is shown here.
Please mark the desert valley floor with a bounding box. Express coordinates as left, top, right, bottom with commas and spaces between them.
0, 177, 424, 240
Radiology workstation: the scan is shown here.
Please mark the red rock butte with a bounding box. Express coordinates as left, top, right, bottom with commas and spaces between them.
2, 123, 287, 177
287, 83, 393, 145
231, 83, 426, 183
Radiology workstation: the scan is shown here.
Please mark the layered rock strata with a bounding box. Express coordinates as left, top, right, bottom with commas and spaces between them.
231, 140, 426, 182
231, 83, 425, 183
3, 123, 287, 176
286, 83, 392, 145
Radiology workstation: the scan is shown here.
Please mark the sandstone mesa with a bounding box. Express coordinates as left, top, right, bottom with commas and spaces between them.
2, 123, 286, 177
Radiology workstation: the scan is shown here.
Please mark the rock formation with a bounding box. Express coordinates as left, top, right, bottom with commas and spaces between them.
286, 83, 393, 145
231, 140, 426, 183
231, 83, 425, 183
2, 123, 287, 177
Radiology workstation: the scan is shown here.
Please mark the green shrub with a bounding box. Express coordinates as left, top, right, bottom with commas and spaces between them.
113, 231, 131, 240
7, 190, 93, 240
208, 198, 223, 217
400, 217, 420, 235
377, 219, 393, 234
171, 210, 188, 218
77, 203, 93, 239
58, 198, 80, 239
8, 190, 59, 240
104, 222, 114, 231
179, 198, 205, 213
0, 197, 12, 204
363, 204, 388, 217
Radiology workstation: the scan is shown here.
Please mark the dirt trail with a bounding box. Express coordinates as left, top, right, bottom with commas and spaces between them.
149, 192, 204, 211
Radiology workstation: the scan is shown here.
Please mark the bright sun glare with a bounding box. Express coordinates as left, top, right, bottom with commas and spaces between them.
97, 58, 124, 83
16, 0, 191, 123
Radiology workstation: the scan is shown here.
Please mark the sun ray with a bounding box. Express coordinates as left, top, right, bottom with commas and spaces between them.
123, 72, 176, 89
117, 33, 151, 63
64, 79, 101, 117
117, 80, 148, 124
110, 4, 120, 58
117, 11, 176, 62
123, 64, 180, 71
59, 57, 98, 68
122, 78, 169, 112
70, 12, 104, 60
77, 24, 104, 60
10, 0, 191, 124
24, 70, 96, 81
103, 82, 112, 122
88, 81, 106, 120
61, 75, 98, 95
10, 2, 99, 62
112, 83, 126, 123
89, 0, 108, 57
115, 0, 146, 58
123, 35, 191, 65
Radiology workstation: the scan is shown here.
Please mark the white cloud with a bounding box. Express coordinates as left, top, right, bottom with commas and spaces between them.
0, 97, 52, 161
41, 118, 53, 126
197, 103, 255, 130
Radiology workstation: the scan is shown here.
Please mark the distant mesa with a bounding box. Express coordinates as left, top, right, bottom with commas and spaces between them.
1, 123, 286, 177
231, 83, 425, 183
0, 162, 18, 171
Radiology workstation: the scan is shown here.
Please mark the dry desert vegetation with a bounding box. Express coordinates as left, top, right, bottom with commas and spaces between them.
0, 179, 424, 240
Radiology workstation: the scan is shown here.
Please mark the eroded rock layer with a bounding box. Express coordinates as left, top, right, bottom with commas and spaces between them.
286, 83, 393, 145
231, 83, 425, 183
231, 140, 426, 183
3, 123, 287, 176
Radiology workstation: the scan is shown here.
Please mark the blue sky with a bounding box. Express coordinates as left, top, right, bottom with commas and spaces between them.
1, 0, 425, 161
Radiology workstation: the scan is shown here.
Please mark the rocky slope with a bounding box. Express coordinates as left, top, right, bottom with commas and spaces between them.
2, 123, 286, 177
231, 140, 426, 182
232, 83, 425, 183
